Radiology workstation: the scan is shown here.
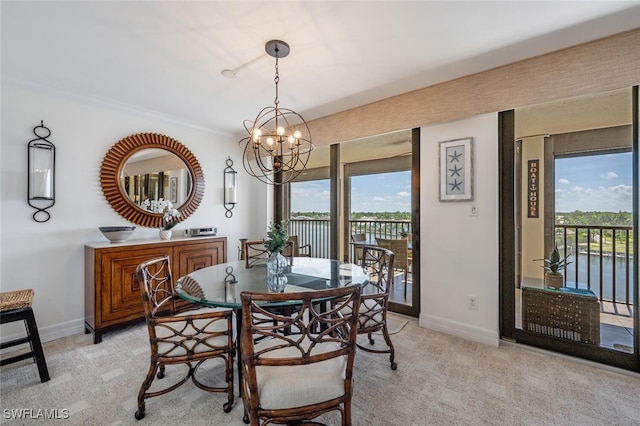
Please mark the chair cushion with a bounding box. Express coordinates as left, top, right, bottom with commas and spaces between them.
155, 307, 233, 357
253, 338, 347, 410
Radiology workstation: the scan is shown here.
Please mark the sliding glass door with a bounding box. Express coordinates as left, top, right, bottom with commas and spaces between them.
285, 129, 421, 317
501, 87, 639, 372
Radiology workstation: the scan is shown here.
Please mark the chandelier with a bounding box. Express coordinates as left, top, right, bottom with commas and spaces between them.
240, 40, 313, 185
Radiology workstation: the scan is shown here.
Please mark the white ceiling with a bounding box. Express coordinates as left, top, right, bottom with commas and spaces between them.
3, 1, 640, 140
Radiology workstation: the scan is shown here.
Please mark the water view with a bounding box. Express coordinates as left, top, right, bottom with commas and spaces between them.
564, 253, 634, 304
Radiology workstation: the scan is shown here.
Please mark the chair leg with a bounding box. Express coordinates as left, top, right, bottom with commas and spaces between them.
343, 399, 352, 426
157, 364, 165, 379
135, 361, 160, 420
223, 354, 235, 413
24, 309, 50, 383
381, 323, 397, 370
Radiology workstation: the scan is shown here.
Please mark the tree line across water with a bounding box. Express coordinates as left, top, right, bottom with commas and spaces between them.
557, 211, 632, 227
292, 211, 411, 220
292, 210, 631, 226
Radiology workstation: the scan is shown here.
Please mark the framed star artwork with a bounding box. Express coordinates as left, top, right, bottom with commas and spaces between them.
439, 137, 473, 201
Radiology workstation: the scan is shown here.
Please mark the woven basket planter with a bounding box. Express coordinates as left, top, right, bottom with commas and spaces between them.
545, 273, 564, 289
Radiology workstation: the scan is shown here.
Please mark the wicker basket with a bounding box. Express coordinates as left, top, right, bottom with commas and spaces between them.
522, 286, 600, 345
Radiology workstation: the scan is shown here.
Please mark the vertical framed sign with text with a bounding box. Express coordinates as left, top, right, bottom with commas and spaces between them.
528, 159, 539, 218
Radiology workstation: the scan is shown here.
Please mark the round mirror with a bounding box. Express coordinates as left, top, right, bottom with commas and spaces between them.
101, 133, 204, 228
121, 148, 192, 209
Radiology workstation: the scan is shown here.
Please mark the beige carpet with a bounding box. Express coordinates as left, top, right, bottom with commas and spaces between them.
385, 315, 409, 334
1, 313, 639, 425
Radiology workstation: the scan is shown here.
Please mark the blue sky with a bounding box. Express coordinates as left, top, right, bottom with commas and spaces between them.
555, 152, 632, 213
291, 171, 411, 213
291, 179, 331, 212
350, 171, 411, 213
291, 153, 633, 214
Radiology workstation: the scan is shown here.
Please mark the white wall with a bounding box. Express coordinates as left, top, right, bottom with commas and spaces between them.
0, 83, 269, 341
419, 113, 500, 346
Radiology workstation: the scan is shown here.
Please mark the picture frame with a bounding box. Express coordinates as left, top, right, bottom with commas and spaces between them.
169, 177, 178, 203
439, 137, 473, 201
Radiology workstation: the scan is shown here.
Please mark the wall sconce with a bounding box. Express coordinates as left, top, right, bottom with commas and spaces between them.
224, 157, 237, 218
27, 121, 55, 223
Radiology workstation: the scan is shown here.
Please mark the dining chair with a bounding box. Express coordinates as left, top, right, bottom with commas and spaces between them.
282, 235, 311, 257
134, 256, 235, 420
356, 245, 398, 370
376, 237, 411, 298
240, 240, 269, 267
240, 239, 294, 267
239, 285, 362, 426
351, 233, 367, 264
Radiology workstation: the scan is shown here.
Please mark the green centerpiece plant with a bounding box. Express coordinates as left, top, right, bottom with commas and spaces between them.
264, 220, 289, 254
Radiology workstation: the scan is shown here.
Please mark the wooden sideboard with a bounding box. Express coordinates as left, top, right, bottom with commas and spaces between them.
85, 236, 227, 343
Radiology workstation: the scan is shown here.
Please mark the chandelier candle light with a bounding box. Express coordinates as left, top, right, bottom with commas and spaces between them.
239, 40, 313, 185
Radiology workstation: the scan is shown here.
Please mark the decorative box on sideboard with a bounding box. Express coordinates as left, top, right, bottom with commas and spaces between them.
84, 236, 226, 343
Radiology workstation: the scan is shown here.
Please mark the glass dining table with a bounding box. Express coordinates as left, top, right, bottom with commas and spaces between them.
175, 257, 370, 308
174, 256, 370, 403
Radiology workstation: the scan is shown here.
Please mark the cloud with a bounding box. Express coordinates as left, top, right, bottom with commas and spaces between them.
604, 172, 618, 180
556, 184, 632, 212
372, 196, 385, 202
558, 178, 570, 185
396, 191, 410, 198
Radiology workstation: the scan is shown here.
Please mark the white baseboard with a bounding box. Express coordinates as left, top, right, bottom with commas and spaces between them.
419, 313, 499, 347
1, 318, 86, 347
39, 318, 87, 343
1, 318, 84, 353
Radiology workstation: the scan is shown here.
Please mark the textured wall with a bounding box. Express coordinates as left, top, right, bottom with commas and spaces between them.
308, 29, 640, 146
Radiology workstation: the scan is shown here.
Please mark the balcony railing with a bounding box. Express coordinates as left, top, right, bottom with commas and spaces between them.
290, 220, 634, 312
349, 219, 411, 241
349, 219, 411, 262
288, 219, 331, 259
289, 218, 411, 261
555, 224, 634, 307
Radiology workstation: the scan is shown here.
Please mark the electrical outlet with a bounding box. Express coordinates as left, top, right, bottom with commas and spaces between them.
470, 205, 478, 216
468, 295, 479, 310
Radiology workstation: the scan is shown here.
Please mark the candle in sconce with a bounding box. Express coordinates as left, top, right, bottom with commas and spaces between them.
226, 280, 237, 303
31, 169, 52, 199
225, 186, 237, 204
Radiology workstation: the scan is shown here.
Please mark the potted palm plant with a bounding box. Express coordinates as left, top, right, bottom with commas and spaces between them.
535, 246, 572, 289
400, 226, 410, 241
